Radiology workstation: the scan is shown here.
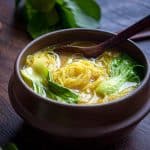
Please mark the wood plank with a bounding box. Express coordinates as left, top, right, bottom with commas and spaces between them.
97, 0, 150, 32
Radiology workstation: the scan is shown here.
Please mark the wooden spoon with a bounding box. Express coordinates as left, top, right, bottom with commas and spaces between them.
55, 15, 150, 57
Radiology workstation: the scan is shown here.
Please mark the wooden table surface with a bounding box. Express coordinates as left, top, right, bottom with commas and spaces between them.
0, 0, 150, 149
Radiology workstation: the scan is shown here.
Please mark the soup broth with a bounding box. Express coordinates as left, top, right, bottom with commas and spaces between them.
21, 42, 143, 104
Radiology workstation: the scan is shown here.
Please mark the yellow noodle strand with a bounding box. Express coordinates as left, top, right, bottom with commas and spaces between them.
25, 48, 133, 104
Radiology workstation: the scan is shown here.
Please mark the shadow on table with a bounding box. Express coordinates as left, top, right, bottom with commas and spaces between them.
11, 123, 131, 150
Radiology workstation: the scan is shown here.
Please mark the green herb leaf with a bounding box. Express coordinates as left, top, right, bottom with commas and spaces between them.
56, 0, 101, 28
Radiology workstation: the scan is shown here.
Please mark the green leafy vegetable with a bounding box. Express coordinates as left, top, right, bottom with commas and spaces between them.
96, 54, 144, 96
21, 61, 79, 104
21, 58, 49, 85
47, 80, 79, 104
21, 67, 47, 97
15, 0, 101, 38
2, 143, 18, 150
31, 58, 49, 83
21, 67, 37, 86
56, 0, 101, 28
33, 81, 47, 97
25, 1, 60, 38
27, 0, 56, 12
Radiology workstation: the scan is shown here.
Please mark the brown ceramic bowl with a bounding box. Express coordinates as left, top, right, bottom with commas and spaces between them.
8, 29, 150, 141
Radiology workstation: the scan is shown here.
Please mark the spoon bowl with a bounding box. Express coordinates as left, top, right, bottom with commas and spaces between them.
54, 15, 150, 57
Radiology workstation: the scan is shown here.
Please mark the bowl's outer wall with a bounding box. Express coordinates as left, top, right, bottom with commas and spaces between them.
10, 29, 150, 138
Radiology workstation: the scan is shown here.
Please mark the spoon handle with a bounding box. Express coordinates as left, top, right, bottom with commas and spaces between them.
100, 15, 150, 49
130, 30, 150, 41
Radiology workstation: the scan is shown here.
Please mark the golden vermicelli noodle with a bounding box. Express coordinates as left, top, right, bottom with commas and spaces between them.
53, 59, 108, 104
22, 42, 143, 104
26, 51, 60, 72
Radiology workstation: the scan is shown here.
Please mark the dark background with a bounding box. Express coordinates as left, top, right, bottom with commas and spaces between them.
0, 0, 150, 149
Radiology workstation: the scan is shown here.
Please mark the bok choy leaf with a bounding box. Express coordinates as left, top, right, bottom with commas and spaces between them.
56, 0, 101, 28
96, 53, 144, 96
21, 59, 79, 104
16, 0, 101, 38
47, 79, 79, 104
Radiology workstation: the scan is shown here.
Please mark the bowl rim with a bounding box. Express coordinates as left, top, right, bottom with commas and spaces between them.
15, 28, 150, 108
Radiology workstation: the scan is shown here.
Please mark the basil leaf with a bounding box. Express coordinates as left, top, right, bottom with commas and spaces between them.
56, 0, 101, 28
